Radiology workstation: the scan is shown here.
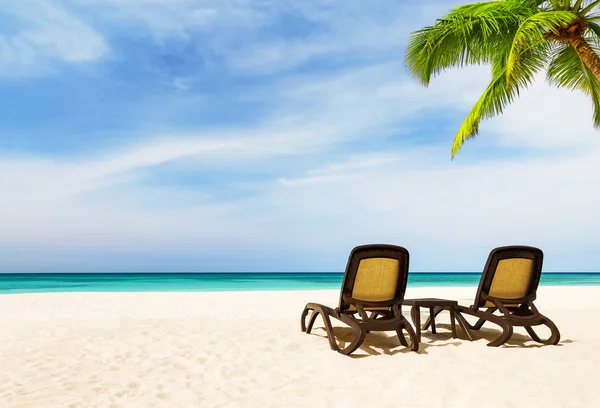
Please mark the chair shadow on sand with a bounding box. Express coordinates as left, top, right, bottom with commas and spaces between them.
310, 324, 461, 358
454, 321, 575, 348
309, 320, 574, 357
428, 320, 576, 349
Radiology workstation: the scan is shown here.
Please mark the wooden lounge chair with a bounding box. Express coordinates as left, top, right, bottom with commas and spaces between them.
300, 244, 419, 355
424, 245, 560, 347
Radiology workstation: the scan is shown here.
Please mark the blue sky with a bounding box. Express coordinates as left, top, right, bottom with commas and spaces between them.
1, 0, 599, 273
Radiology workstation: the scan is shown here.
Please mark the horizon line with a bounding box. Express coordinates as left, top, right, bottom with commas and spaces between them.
1, 271, 599, 275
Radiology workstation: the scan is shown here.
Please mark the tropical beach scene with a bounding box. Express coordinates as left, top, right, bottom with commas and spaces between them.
2, 0, 600, 407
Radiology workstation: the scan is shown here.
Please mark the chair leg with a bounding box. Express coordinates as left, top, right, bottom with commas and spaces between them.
524, 326, 543, 343
429, 306, 437, 334
449, 307, 457, 338
487, 320, 513, 347
525, 317, 561, 345
465, 308, 496, 331
401, 319, 420, 352
301, 304, 341, 352
454, 311, 474, 341
410, 306, 422, 342
422, 306, 443, 330
305, 310, 321, 334
337, 321, 367, 355
300, 307, 310, 332
396, 329, 409, 347
321, 313, 341, 351
457, 307, 559, 347
301, 303, 425, 355
471, 317, 487, 330
542, 317, 561, 345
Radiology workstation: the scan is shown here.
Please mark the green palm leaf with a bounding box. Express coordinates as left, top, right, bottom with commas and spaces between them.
547, 43, 600, 127
586, 20, 600, 44
506, 10, 579, 85
451, 73, 515, 158
405, 1, 535, 86
452, 44, 549, 158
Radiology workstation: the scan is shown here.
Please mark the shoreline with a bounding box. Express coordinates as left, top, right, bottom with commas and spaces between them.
2, 271, 600, 296
2, 282, 600, 296
1, 285, 595, 300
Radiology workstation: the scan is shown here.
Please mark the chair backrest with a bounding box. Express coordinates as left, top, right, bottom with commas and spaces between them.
337, 244, 410, 313
473, 246, 544, 309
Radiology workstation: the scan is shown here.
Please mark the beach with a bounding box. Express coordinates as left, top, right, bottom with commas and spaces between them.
0, 286, 598, 408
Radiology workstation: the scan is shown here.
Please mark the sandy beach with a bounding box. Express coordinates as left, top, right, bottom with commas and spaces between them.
0, 286, 598, 408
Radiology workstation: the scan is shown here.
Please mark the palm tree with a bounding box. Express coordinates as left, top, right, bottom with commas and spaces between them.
405, 0, 600, 158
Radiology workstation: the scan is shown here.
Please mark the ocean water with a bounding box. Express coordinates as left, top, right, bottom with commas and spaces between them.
0, 272, 599, 294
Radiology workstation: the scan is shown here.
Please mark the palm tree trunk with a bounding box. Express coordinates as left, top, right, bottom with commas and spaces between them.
569, 33, 600, 83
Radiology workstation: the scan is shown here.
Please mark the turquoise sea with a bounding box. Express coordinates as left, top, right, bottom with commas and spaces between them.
0, 272, 599, 294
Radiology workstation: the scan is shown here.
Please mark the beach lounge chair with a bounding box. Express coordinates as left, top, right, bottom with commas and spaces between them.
424, 245, 560, 347
300, 244, 419, 355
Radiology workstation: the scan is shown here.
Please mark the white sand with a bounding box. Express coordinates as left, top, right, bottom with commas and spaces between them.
0, 286, 599, 408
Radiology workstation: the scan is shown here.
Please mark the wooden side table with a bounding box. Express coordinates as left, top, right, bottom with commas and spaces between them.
403, 298, 473, 342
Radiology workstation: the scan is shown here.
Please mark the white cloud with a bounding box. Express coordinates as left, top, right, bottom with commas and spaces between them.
73, 0, 268, 39
0, 0, 467, 78
68, 0, 467, 75
1, 63, 600, 271
277, 153, 400, 186
0, 1, 108, 76
259, 147, 600, 273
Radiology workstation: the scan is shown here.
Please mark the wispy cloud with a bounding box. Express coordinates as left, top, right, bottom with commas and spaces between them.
0, 1, 108, 77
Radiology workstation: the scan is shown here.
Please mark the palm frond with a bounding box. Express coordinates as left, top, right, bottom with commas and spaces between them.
573, 0, 585, 12
405, 1, 536, 86
547, 0, 568, 9
452, 44, 550, 158
581, 0, 600, 16
586, 20, 600, 43
506, 10, 579, 85
451, 73, 516, 158
547, 43, 600, 127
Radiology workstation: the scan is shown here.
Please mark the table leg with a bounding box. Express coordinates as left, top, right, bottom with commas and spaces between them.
429, 306, 436, 334
455, 311, 474, 341
411, 305, 421, 342
450, 307, 457, 338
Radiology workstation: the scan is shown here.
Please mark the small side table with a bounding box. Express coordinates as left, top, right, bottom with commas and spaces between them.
403, 298, 473, 342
